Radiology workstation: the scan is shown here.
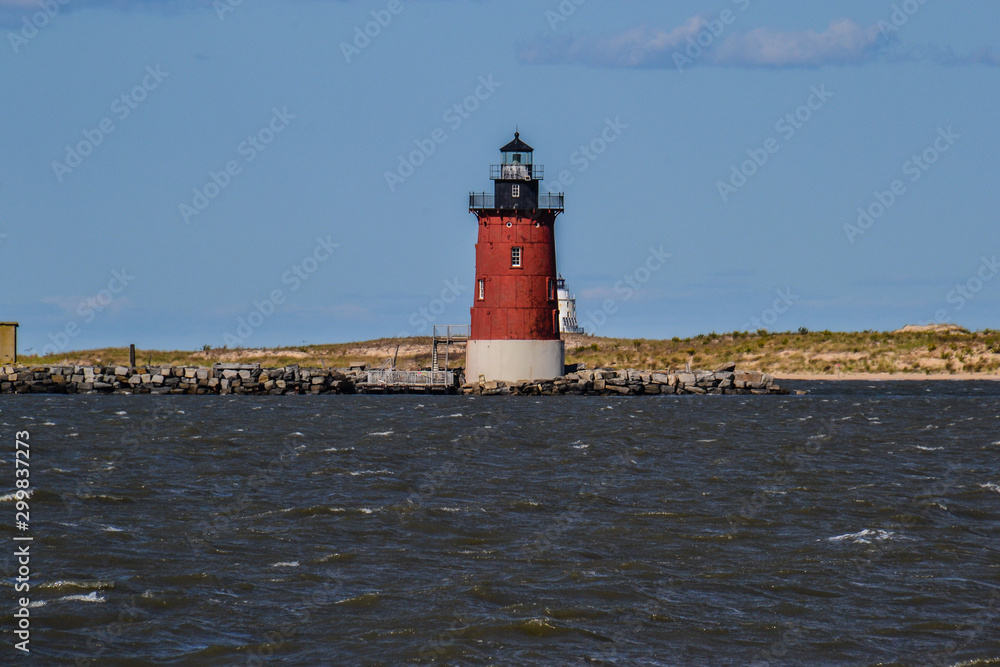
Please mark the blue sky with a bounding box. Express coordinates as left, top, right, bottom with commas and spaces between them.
2, 0, 998, 355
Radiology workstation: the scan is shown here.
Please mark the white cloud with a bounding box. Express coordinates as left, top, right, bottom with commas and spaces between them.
520, 16, 995, 70
711, 19, 882, 68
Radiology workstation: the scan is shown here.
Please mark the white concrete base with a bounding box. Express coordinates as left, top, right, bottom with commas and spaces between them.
466, 339, 565, 383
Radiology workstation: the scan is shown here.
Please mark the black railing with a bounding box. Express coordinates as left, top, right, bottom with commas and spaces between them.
469, 193, 565, 211
490, 164, 545, 180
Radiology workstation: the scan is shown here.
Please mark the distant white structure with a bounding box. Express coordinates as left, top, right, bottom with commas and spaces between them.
556, 275, 584, 334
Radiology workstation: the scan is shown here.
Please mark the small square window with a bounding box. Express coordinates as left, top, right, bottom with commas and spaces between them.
511, 247, 522, 268
512, 184, 520, 198
478, 279, 485, 301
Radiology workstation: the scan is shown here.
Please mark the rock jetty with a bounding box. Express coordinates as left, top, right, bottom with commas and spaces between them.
0, 362, 791, 396
463, 363, 790, 396
0, 364, 364, 395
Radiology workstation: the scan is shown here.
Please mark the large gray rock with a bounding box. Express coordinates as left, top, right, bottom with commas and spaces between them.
676, 372, 696, 386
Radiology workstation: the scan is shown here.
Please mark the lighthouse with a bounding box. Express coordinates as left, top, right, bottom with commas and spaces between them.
466, 132, 565, 383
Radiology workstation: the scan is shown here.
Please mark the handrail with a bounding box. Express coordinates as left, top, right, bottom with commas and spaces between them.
469, 193, 564, 211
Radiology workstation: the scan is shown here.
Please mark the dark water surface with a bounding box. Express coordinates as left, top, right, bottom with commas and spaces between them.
3, 382, 1000, 665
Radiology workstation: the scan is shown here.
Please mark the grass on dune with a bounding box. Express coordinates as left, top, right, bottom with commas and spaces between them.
13, 329, 1000, 375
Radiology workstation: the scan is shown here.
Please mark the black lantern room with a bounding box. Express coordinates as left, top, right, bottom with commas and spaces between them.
492, 132, 540, 211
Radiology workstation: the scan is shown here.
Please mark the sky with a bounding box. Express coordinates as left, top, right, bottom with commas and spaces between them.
1, 0, 998, 355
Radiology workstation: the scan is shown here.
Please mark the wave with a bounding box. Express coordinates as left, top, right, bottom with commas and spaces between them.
39, 580, 115, 592
828, 529, 900, 544
58, 592, 107, 603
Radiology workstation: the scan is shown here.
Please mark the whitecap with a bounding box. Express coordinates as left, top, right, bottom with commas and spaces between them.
42, 421, 56, 426
980, 483, 1000, 494
828, 529, 896, 544
41, 580, 113, 591
573, 444, 589, 450
114, 411, 127, 416
60, 592, 106, 603
349, 470, 393, 476
915, 446, 943, 451
289, 432, 304, 437
324, 447, 355, 453
271, 561, 300, 568
102, 526, 125, 533
27, 600, 46, 609
697, 439, 717, 443
0, 490, 29, 502
359, 508, 375, 514
367, 431, 393, 437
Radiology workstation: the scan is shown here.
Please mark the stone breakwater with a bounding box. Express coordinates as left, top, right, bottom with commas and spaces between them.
0, 364, 364, 395
0, 362, 791, 396
464, 363, 791, 396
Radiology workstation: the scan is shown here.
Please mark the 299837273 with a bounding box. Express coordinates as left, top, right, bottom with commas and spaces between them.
13, 430, 32, 654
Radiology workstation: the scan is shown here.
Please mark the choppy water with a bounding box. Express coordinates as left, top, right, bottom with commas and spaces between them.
3, 381, 1000, 666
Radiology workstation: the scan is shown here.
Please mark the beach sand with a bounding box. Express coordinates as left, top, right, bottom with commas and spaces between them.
775, 372, 1000, 382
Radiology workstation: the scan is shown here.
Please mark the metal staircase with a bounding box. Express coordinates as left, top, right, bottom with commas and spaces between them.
431, 325, 470, 371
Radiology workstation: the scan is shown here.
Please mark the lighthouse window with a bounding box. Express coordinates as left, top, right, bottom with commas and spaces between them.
478, 279, 485, 301
512, 184, 520, 198
511, 247, 522, 268
547, 278, 555, 301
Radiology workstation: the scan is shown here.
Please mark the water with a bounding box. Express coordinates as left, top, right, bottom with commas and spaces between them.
3, 382, 1000, 665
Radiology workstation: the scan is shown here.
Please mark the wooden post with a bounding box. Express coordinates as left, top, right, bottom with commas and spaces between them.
129, 344, 136, 369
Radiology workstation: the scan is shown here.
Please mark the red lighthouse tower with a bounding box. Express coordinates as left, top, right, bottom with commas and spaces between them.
467, 132, 566, 382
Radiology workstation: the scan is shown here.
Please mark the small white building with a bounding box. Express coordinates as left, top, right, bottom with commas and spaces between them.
556, 276, 584, 334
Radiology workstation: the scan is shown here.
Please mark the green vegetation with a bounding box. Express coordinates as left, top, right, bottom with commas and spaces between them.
14, 327, 1000, 376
